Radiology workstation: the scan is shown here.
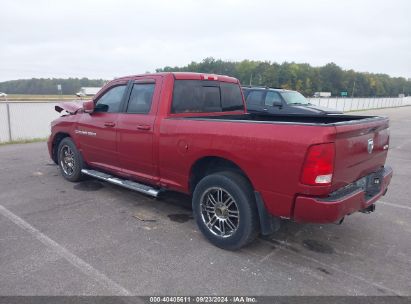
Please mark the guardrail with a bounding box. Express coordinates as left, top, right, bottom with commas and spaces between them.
0, 97, 410, 143
307, 96, 411, 112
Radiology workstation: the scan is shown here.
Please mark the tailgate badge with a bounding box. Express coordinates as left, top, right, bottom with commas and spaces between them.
367, 139, 374, 154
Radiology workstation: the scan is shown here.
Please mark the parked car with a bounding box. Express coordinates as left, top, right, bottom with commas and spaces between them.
49, 72, 392, 250
243, 87, 342, 115
0, 92, 7, 97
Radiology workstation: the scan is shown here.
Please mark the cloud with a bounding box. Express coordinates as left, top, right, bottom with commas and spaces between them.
1, 0, 410, 81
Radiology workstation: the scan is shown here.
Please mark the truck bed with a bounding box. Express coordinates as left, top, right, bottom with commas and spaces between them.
173, 112, 390, 194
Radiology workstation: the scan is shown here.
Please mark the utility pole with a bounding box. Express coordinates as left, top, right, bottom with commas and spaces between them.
351, 80, 356, 98
6, 102, 12, 142
249, 74, 253, 86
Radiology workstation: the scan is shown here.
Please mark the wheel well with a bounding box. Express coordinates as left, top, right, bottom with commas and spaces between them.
51, 132, 70, 163
189, 156, 253, 193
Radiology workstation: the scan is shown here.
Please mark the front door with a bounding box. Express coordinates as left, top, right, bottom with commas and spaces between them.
76, 83, 128, 172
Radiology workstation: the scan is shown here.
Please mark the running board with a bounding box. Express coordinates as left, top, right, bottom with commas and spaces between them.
81, 169, 160, 197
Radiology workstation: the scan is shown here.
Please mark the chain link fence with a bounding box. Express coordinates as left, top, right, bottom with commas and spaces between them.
0, 97, 410, 143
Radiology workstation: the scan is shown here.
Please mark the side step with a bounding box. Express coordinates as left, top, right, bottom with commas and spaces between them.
81, 169, 160, 197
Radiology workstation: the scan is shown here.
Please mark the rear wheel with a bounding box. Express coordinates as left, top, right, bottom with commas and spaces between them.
57, 137, 84, 182
192, 171, 259, 250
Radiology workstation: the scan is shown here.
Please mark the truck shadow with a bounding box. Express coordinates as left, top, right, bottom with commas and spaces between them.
76, 178, 339, 256
157, 190, 337, 255
72, 176, 339, 257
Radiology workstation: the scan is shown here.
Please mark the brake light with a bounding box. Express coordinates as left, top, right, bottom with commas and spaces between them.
301, 143, 335, 185
202, 74, 218, 80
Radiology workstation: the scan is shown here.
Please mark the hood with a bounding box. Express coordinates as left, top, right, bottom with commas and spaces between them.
55, 101, 84, 114
295, 104, 343, 114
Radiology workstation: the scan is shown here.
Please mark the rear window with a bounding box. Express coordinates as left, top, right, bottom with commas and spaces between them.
171, 80, 243, 113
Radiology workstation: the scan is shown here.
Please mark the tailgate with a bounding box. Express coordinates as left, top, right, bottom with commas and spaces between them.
332, 117, 390, 191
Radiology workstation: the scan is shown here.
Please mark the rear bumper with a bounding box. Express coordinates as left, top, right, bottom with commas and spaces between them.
293, 166, 393, 223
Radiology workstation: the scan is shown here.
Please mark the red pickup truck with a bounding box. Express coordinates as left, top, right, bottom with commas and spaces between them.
48, 72, 393, 250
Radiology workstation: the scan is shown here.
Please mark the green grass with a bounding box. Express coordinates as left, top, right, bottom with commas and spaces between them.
3, 94, 88, 102
0, 137, 48, 146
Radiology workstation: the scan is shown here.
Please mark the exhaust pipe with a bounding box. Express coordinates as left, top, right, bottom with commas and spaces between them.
360, 204, 376, 214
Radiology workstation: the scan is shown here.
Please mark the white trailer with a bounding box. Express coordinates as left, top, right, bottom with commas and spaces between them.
76, 87, 101, 97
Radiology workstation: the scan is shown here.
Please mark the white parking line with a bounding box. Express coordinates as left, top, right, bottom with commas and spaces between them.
379, 201, 411, 211
0, 205, 132, 296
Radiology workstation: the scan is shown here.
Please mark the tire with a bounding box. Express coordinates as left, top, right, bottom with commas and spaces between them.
192, 171, 259, 250
57, 137, 85, 182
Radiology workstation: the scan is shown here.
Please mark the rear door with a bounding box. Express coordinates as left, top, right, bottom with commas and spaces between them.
116, 77, 161, 183
332, 117, 390, 190
245, 90, 265, 112
76, 82, 128, 172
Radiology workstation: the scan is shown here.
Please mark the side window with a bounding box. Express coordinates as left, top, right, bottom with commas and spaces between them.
265, 91, 282, 106
127, 83, 155, 114
95, 85, 126, 113
246, 91, 264, 106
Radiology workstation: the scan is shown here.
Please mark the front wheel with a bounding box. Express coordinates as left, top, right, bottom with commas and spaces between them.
57, 137, 84, 182
192, 171, 259, 250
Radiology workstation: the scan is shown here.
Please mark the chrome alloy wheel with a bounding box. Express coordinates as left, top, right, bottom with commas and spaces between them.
200, 187, 240, 238
60, 145, 75, 176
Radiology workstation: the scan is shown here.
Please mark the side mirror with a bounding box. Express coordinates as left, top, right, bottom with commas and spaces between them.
83, 100, 94, 113
272, 99, 283, 107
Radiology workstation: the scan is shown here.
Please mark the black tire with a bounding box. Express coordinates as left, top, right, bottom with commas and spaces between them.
192, 171, 259, 250
57, 137, 85, 182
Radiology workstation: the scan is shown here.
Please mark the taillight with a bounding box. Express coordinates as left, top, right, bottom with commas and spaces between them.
301, 143, 335, 185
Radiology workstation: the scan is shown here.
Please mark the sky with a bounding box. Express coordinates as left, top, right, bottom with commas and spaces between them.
0, 0, 410, 82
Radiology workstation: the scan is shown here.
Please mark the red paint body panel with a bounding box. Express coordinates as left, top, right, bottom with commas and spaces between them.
48, 72, 393, 223
76, 112, 119, 171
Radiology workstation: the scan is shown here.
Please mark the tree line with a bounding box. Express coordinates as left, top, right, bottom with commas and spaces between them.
1, 59, 410, 97
0, 78, 106, 95
157, 58, 411, 97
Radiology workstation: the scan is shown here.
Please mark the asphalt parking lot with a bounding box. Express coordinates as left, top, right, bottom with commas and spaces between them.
0, 107, 410, 296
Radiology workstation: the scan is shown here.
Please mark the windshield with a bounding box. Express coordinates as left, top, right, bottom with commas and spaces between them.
280, 91, 310, 105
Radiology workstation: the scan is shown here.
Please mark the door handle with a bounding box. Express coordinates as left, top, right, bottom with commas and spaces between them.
137, 125, 151, 131
104, 122, 116, 127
